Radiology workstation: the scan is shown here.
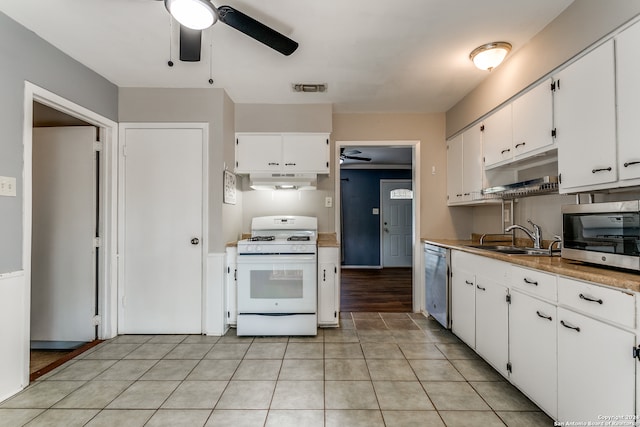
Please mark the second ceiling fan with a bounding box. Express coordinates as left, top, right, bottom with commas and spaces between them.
163, 0, 299, 62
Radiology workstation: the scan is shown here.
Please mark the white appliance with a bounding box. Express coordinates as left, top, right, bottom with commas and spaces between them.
236, 216, 318, 336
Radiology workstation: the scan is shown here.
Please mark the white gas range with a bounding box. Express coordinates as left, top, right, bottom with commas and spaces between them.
236, 216, 318, 336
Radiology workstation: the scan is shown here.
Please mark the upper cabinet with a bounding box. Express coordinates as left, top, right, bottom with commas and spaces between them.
616, 21, 640, 183
511, 78, 554, 159
482, 104, 513, 168
555, 40, 617, 192
482, 78, 554, 170
235, 133, 330, 174
447, 124, 484, 205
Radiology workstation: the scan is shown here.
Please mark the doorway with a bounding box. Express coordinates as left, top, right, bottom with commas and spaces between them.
335, 141, 422, 313
22, 83, 118, 385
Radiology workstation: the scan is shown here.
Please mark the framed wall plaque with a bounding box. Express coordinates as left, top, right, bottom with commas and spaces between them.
223, 170, 236, 205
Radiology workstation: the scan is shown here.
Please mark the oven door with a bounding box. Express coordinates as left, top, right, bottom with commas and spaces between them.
237, 254, 317, 314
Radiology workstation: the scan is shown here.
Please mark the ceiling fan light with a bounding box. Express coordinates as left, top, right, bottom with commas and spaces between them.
165, 0, 218, 30
469, 42, 512, 71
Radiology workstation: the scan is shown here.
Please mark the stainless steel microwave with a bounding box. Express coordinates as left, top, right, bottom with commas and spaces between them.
562, 201, 640, 271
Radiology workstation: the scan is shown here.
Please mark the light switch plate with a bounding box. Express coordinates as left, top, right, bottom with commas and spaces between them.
372, 208, 379, 215
0, 176, 16, 197
325, 196, 333, 208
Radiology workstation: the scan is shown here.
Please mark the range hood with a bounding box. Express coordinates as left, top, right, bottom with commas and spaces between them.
249, 173, 317, 190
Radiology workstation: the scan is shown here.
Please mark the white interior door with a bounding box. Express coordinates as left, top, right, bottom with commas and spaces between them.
120, 126, 204, 334
381, 180, 413, 267
31, 126, 97, 344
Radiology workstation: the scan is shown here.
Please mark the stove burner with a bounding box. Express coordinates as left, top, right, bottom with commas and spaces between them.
288, 236, 310, 241
249, 236, 275, 242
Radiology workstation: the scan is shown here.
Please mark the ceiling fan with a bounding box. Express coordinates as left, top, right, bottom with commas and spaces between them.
340, 148, 372, 162
162, 0, 299, 62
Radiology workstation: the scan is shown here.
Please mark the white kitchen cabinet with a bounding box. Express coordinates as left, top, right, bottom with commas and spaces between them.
318, 247, 339, 326
474, 272, 509, 377
557, 307, 635, 423
447, 124, 484, 205
235, 133, 330, 174
446, 134, 464, 204
555, 40, 617, 192
615, 20, 640, 183
482, 104, 513, 168
509, 290, 557, 418
512, 78, 555, 159
225, 246, 237, 326
450, 251, 476, 347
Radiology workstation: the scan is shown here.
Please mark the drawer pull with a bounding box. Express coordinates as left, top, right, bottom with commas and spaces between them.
523, 277, 539, 286
579, 293, 603, 305
465, 280, 473, 286
623, 160, 640, 168
268, 162, 280, 166
591, 167, 612, 173
476, 284, 486, 291
560, 320, 580, 332
536, 311, 552, 321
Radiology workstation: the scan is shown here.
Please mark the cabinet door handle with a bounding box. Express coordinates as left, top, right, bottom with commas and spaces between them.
285, 163, 297, 166
560, 320, 580, 332
579, 293, 603, 305
268, 162, 280, 166
536, 311, 553, 321
464, 280, 473, 286
501, 148, 511, 155
591, 167, 612, 173
323, 269, 326, 281
463, 192, 470, 196
476, 284, 486, 291
523, 277, 538, 286
624, 160, 640, 168
456, 194, 463, 197
515, 142, 526, 149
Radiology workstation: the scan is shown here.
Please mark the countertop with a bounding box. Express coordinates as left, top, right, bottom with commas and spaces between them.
423, 238, 640, 293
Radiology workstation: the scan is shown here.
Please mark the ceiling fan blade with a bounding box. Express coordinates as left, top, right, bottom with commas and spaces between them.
345, 155, 372, 162
179, 25, 202, 61
217, 5, 298, 56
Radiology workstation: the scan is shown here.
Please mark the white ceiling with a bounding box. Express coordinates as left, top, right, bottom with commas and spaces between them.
0, 0, 573, 113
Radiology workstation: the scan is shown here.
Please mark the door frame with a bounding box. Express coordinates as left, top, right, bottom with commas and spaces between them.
22, 82, 119, 382
335, 140, 422, 313
117, 123, 209, 333
380, 179, 413, 268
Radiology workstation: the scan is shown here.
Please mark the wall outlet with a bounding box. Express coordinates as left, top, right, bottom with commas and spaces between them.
0, 176, 16, 197
325, 196, 332, 208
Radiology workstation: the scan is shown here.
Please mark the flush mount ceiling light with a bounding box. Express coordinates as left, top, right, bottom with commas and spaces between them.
164, 0, 218, 30
292, 83, 327, 93
469, 42, 512, 71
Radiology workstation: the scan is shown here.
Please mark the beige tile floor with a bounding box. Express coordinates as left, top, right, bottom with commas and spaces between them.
0, 313, 554, 426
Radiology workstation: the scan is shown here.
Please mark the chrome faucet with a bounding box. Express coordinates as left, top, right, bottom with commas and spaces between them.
505, 219, 543, 249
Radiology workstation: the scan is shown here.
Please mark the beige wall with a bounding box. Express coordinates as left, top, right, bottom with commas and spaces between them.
235, 103, 333, 133
118, 87, 241, 252
446, 0, 640, 138
332, 113, 473, 240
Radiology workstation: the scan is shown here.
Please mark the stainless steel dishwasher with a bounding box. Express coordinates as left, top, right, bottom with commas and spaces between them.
424, 243, 450, 328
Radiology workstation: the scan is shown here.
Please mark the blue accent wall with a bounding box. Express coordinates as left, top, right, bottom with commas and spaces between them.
341, 169, 412, 266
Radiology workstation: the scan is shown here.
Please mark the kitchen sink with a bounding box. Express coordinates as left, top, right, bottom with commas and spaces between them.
465, 244, 553, 256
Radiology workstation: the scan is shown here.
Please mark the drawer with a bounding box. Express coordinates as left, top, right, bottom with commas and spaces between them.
511, 265, 557, 301
452, 250, 510, 283
558, 276, 635, 328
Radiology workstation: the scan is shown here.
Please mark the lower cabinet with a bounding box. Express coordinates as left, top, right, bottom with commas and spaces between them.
318, 247, 339, 326
475, 274, 509, 378
557, 307, 635, 423
450, 253, 476, 348
225, 246, 237, 326
449, 249, 638, 422
509, 290, 557, 418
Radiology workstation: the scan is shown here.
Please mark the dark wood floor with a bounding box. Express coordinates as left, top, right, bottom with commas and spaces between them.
340, 268, 413, 312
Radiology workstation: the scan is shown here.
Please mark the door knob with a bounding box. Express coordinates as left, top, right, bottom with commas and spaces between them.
191, 238, 200, 245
